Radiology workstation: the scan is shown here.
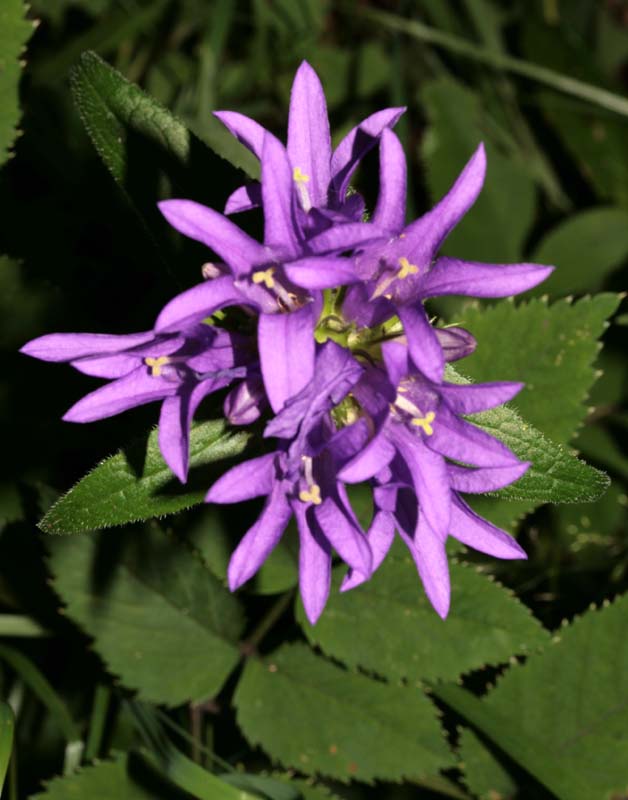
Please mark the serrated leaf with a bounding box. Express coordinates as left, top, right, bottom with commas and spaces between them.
70, 51, 256, 273
421, 78, 535, 262
235, 643, 454, 783
458, 728, 516, 800
0, 0, 33, 165
39, 420, 250, 534
445, 365, 610, 505
459, 295, 621, 444
439, 593, 628, 799
30, 753, 177, 798
531, 209, 628, 296
297, 544, 548, 684
47, 526, 245, 706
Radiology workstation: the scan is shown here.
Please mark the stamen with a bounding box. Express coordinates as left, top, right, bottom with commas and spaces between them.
145, 356, 170, 377
397, 256, 419, 280
299, 484, 322, 505
411, 411, 436, 435
293, 166, 312, 211
252, 267, 276, 289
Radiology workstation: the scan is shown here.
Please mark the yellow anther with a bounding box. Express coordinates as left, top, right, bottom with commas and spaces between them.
299, 484, 322, 505
293, 167, 310, 184
252, 267, 276, 289
397, 256, 419, 280
411, 411, 436, 436
145, 356, 170, 377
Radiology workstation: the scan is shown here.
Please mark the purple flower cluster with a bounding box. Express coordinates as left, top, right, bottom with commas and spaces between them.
22, 62, 553, 623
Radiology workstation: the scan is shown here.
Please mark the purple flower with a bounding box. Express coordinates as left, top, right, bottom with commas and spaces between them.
206, 342, 373, 624
341, 130, 554, 382
338, 340, 529, 617
156, 131, 386, 414
20, 324, 256, 482
215, 60, 405, 223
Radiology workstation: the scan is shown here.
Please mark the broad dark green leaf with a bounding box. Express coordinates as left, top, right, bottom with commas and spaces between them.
39, 420, 250, 534
0, 0, 33, 165
235, 643, 454, 782
421, 78, 536, 262
297, 545, 548, 684
459, 295, 621, 444
30, 753, 178, 799
0, 703, 13, 797
531, 210, 628, 296
439, 593, 628, 799
47, 525, 245, 706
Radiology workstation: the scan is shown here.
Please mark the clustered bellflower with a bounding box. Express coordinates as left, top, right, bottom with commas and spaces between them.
22, 62, 553, 624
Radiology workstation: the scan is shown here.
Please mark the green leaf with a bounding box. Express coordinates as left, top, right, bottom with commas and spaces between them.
421, 78, 535, 262
438, 592, 628, 799
235, 643, 454, 782
458, 728, 516, 800
0, 702, 14, 797
297, 545, 548, 684
0, 0, 33, 165
70, 51, 257, 274
39, 420, 250, 535
531, 209, 628, 296
30, 753, 175, 799
47, 525, 245, 706
459, 294, 622, 444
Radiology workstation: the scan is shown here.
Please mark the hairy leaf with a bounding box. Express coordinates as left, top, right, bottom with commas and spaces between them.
235, 643, 453, 782
297, 546, 548, 683
39, 420, 250, 534
0, 0, 33, 165
47, 526, 245, 706
439, 593, 628, 799
421, 78, 535, 262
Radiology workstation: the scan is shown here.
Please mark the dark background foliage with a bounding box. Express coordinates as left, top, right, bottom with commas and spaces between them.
1, 1, 628, 798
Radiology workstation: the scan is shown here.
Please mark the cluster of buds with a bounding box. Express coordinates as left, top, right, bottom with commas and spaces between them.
22, 63, 553, 623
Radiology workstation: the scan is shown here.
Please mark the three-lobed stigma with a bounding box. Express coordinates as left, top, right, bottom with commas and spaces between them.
397, 256, 419, 280
411, 411, 436, 435
299, 484, 322, 505
145, 356, 170, 377
252, 267, 276, 289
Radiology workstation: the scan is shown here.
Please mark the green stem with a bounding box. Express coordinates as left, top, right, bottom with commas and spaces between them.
84, 685, 110, 762
241, 590, 295, 654
364, 8, 628, 118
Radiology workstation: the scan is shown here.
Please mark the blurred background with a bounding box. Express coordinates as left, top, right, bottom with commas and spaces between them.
1, 1, 627, 797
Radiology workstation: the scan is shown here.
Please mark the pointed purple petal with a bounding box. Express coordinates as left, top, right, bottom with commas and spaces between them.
155, 277, 248, 332
435, 326, 477, 362
372, 129, 406, 232
224, 184, 262, 215
338, 431, 396, 483
261, 134, 300, 254
440, 381, 524, 414
223, 377, 265, 425
284, 256, 358, 289
294, 501, 332, 625
205, 452, 277, 503
428, 406, 520, 467
228, 488, 292, 590
451, 495, 527, 559
287, 61, 332, 209
71, 354, 140, 378
159, 378, 225, 483
213, 110, 268, 159
306, 222, 386, 255
62, 369, 174, 423
20, 331, 154, 362
448, 461, 530, 493
331, 107, 406, 201
341, 509, 395, 591
421, 257, 554, 299
258, 306, 315, 413
397, 304, 444, 383
393, 428, 451, 539
399, 515, 451, 619
381, 340, 411, 389
315, 497, 372, 576
404, 143, 486, 255
158, 200, 267, 277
